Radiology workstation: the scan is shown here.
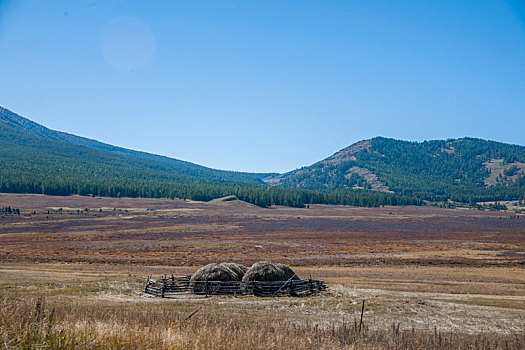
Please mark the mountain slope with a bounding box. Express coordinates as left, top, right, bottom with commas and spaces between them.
0, 105, 419, 207
0, 105, 277, 202
5, 104, 520, 206
0, 105, 271, 182
269, 137, 525, 203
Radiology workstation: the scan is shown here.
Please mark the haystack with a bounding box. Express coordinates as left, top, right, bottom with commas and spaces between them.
190, 262, 247, 282
190, 262, 247, 294
220, 262, 248, 280
242, 261, 299, 282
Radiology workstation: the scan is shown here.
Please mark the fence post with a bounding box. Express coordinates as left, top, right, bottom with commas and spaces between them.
359, 300, 365, 334
205, 281, 208, 298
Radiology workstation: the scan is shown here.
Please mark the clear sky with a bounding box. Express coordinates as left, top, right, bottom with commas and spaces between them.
0, 1, 524, 173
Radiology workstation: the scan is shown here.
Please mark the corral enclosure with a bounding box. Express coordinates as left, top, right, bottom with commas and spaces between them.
1, 193, 524, 349
145, 261, 326, 297
144, 275, 326, 297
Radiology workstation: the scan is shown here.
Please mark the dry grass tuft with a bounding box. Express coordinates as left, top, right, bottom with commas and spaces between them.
1, 294, 523, 349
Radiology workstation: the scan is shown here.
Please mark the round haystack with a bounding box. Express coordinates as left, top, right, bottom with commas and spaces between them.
190, 262, 247, 282
242, 261, 299, 282
275, 263, 298, 280
190, 263, 231, 282
190, 262, 247, 294
220, 262, 248, 281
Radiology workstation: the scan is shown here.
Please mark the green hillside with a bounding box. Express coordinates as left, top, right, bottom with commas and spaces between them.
0, 106, 417, 207
0, 106, 271, 183
270, 137, 525, 203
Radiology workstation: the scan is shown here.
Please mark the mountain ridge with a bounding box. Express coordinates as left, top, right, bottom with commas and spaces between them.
1, 104, 523, 205
269, 136, 525, 203
0, 105, 272, 182
1, 105, 419, 207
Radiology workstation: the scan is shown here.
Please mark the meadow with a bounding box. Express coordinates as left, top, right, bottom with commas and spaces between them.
0, 193, 524, 349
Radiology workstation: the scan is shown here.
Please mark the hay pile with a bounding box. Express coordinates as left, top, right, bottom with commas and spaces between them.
190, 262, 247, 294
188, 261, 299, 295
242, 261, 299, 282
220, 262, 248, 280
190, 262, 247, 282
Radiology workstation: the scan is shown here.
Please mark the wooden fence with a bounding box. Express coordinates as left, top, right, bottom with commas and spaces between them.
144, 275, 327, 298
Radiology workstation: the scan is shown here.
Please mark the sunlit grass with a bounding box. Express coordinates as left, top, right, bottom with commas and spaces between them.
1, 294, 523, 349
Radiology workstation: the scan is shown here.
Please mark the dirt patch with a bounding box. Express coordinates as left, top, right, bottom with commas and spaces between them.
346, 166, 392, 192
484, 159, 525, 186
440, 146, 455, 154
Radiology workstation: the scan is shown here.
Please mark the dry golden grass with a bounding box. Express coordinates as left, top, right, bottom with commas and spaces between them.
1, 263, 524, 349
1, 194, 525, 349
1, 290, 524, 349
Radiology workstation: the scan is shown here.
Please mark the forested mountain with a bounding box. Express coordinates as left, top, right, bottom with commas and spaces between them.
268, 137, 525, 203
0, 106, 269, 182
4, 104, 521, 206
0, 105, 418, 207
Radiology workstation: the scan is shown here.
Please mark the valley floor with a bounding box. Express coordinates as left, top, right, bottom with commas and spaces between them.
0, 193, 524, 349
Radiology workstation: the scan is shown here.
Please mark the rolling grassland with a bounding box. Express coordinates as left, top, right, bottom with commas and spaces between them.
1, 193, 524, 349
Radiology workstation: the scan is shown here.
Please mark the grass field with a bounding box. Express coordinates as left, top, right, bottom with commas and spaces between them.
0, 193, 524, 349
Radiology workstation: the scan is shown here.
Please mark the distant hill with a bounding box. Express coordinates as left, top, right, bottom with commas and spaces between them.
267, 137, 525, 203
207, 195, 258, 208
0, 105, 417, 207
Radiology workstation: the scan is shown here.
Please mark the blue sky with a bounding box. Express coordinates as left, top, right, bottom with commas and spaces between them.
0, 1, 524, 173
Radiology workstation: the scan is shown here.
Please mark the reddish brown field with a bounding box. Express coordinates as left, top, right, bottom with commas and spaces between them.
1, 193, 524, 349
1, 193, 524, 267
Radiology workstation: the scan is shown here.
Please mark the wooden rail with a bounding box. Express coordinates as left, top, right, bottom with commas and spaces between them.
143, 275, 327, 298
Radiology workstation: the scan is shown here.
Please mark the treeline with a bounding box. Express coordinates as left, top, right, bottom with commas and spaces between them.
0, 173, 421, 208
1, 206, 20, 214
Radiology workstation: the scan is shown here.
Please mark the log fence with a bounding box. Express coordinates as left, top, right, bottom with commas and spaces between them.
144, 275, 327, 298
